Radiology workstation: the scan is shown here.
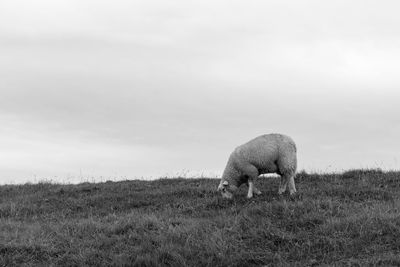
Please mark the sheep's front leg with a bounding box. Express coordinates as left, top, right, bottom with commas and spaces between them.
247, 180, 254, 199
244, 165, 259, 199
253, 186, 262, 195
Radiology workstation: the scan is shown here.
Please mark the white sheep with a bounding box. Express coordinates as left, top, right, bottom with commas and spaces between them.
217, 133, 297, 199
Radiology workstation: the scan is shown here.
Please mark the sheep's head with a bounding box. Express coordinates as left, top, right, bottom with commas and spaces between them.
217, 180, 238, 199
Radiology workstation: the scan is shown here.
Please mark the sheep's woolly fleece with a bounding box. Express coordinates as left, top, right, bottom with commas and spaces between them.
218, 133, 297, 198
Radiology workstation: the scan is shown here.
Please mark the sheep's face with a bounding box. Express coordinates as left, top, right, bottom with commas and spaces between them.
217, 180, 238, 199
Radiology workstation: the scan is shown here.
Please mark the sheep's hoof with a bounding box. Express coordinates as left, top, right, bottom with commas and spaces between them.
254, 190, 262, 195
246, 195, 253, 199
288, 192, 300, 201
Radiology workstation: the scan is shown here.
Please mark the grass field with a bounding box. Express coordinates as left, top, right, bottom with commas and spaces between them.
1, 169, 400, 266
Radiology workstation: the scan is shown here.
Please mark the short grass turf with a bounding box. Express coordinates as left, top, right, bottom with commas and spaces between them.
1, 169, 400, 266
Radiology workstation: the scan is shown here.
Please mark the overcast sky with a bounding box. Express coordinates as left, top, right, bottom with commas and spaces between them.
1, 0, 400, 184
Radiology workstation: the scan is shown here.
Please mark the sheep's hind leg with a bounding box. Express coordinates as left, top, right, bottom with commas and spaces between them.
278, 175, 289, 195
288, 175, 297, 195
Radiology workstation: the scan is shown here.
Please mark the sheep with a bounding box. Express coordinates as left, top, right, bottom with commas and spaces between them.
217, 133, 297, 199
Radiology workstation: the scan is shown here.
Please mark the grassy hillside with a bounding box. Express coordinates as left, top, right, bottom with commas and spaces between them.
1, 169, 400, 266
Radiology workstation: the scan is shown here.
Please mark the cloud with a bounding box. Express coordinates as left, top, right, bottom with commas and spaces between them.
1, 0, 400, 182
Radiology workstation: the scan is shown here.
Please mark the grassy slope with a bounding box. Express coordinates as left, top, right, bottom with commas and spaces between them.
1, 170, 400, 266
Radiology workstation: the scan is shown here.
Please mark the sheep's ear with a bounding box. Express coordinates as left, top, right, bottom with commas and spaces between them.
222, 181, 229, 186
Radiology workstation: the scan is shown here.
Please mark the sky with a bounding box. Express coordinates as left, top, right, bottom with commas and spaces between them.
1, 0, 400, 184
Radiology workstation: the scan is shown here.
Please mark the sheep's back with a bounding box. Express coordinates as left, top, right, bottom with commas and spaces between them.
234, 134, 296, 172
